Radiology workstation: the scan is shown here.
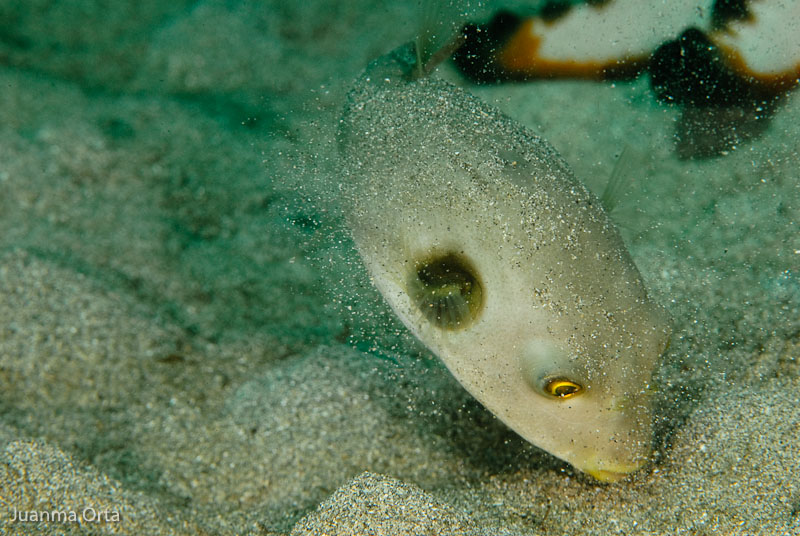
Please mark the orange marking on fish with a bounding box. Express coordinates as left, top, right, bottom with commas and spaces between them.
495, 19, 647, 80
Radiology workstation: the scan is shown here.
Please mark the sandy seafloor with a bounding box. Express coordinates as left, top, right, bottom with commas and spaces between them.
0, 0, 799, 534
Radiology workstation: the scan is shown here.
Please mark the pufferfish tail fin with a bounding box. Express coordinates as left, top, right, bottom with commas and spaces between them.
412, 0, 472, 79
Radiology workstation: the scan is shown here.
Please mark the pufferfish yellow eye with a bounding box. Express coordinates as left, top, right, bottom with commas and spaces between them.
543, 378, 583, 399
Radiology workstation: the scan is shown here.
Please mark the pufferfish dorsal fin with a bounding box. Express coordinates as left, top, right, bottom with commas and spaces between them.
412, 0, 471, 79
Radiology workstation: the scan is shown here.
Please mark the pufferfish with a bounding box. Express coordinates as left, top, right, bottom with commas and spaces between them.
337, 37, 671, 482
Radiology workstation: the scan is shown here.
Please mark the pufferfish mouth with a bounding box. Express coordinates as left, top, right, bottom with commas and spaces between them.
583, 459, 648, 483
585, 468, 632, 483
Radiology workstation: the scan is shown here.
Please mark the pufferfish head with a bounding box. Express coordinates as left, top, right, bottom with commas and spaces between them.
387, 241, 671, 482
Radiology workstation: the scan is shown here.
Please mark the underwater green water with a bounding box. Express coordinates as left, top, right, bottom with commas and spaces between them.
0, 1, 798, 534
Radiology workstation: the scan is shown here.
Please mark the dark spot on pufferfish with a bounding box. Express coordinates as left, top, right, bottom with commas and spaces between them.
408, 252, 484, 330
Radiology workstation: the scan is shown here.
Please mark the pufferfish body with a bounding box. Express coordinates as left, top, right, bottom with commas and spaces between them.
338, 42, 670, 482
